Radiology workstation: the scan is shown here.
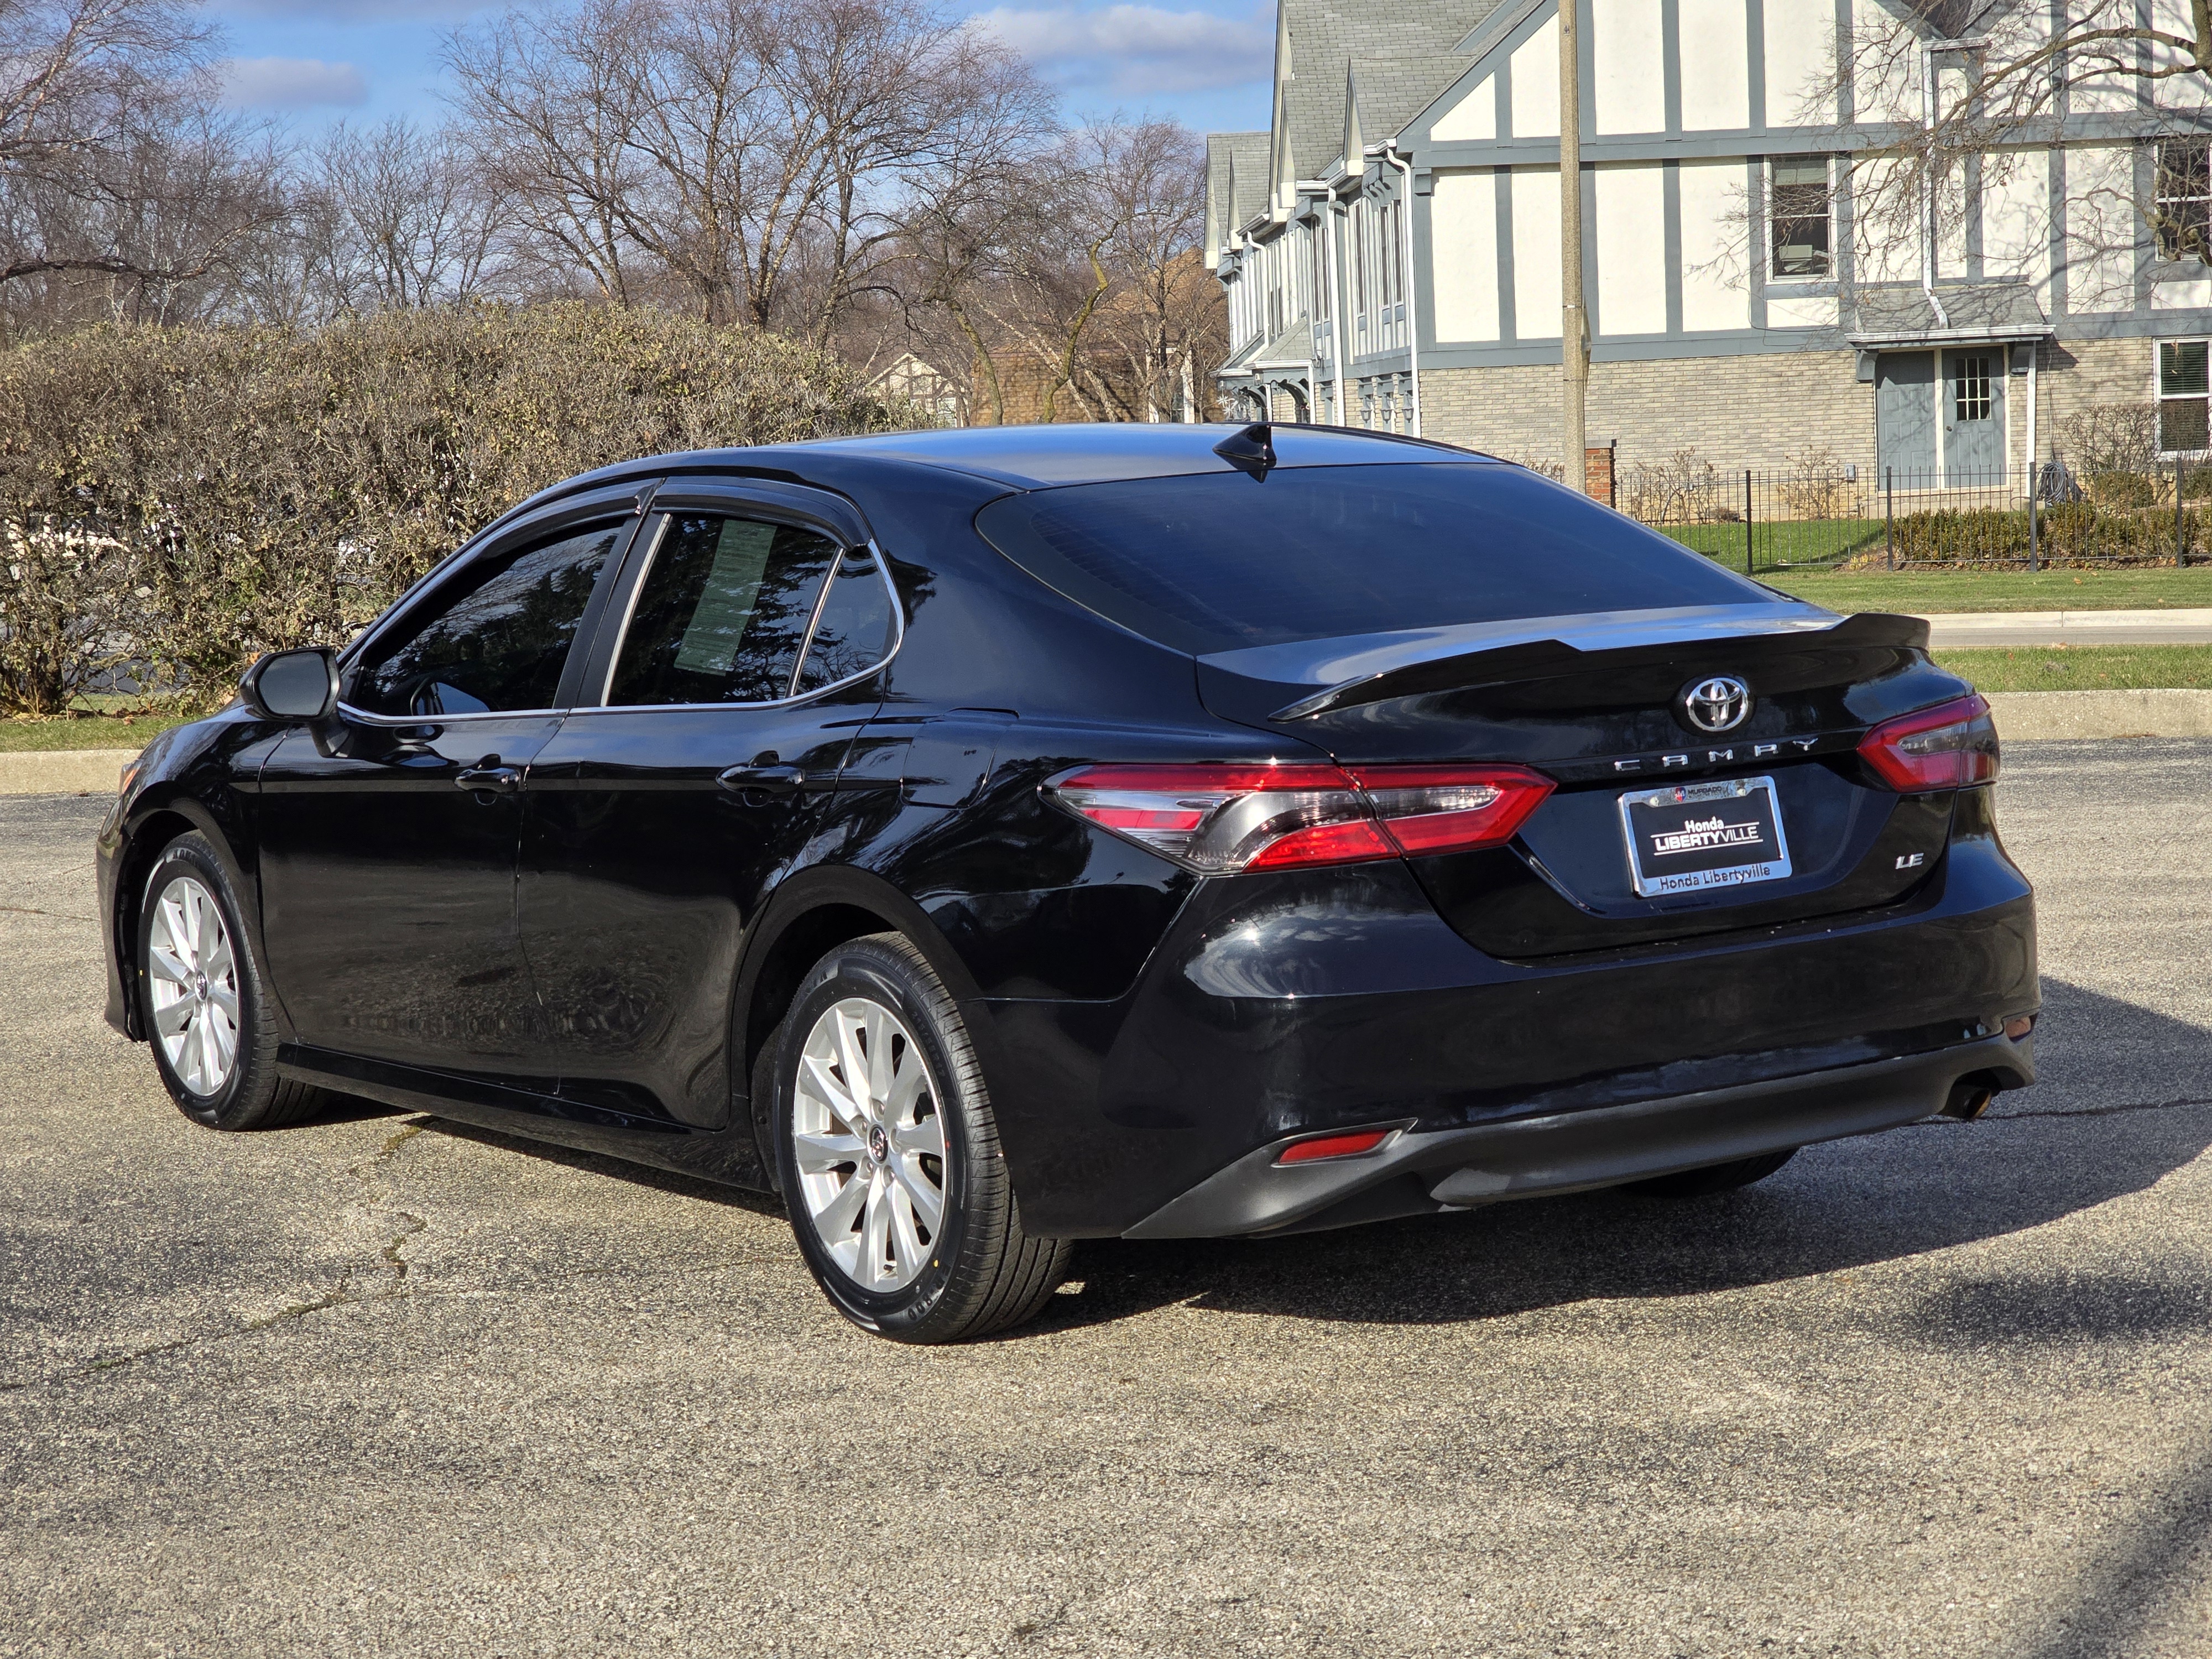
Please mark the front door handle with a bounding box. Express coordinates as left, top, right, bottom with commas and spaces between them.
718, 764, 805, 796
456, 760, 521, 795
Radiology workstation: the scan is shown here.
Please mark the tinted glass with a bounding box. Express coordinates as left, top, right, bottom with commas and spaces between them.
795, 552, 895, 692
349, 522, 620, 716
609, 514, 841, 705
975, 463, 1770, 655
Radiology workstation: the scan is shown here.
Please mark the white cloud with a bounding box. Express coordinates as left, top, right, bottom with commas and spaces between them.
971, 4, 1271, 95
219, 56, 370, 111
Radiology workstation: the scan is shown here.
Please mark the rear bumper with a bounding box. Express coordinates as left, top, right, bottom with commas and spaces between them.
973, 822, 2037, 1238
1122, 1032, 2031, 1238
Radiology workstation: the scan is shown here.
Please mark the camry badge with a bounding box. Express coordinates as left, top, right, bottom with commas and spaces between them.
1681, 675, 1752, 734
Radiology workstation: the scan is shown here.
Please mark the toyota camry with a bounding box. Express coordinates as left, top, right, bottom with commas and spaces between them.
97, 423, 2037, 1342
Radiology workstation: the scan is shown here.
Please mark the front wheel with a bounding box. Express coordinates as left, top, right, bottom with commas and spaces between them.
774, 932, 1069, 1343
137, 833, 325, 1131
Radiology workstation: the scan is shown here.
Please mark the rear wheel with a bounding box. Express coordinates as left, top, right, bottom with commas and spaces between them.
774, 932, 1069, 1343
1625, 1147, 1797, 1198
138, 834, 325, 1131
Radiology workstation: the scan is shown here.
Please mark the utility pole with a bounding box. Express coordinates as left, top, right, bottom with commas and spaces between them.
1560, 0, 1588, 492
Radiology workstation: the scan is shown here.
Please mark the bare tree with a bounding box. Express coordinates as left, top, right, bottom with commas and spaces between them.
446, 0, 1050, 335
1803, 2, 2212, 310
311, 118, 504, 311
0, 0, 283, 319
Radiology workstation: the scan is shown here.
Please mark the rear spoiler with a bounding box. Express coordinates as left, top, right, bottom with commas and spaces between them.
1238, 608, 1933, 722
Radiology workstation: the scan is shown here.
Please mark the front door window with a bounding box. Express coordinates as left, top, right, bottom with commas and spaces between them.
348, 521, 624, 716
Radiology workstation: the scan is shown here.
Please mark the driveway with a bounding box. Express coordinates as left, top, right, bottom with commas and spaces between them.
3, 743, 2209, 1658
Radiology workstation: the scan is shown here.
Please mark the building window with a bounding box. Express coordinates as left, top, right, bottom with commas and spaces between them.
2156, 138, 2212, 263
1769, 157, 1832, 279
1952, 354, 1992, 424
2161, 339, 2210, 451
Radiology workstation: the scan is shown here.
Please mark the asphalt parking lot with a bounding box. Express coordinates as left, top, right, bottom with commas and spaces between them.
4, 741, 2209, 1658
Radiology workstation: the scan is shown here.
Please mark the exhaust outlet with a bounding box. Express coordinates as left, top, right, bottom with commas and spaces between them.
1941, 1082, 1996, 1121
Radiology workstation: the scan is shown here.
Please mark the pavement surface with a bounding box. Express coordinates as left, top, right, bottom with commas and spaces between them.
1922, 607, 2212, 646
4, 743, 2211, 1658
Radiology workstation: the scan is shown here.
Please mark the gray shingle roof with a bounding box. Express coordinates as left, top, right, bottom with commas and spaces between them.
1348, 54, 1475, 142
1275, 0, 1505, 178
1206, 130, 1270, 255
1849, 282, 2053, 345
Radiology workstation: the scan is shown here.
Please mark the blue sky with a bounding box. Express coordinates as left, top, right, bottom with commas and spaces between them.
209, 1, 1276, 138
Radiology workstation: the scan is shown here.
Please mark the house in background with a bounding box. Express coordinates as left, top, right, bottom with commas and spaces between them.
1206, 0, 2212, 486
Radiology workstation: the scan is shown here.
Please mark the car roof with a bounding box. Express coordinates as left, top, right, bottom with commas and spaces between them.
778, 421, 1498, 487
481, 422, 1503, 550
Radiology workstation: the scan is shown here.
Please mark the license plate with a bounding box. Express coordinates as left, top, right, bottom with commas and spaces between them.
1618, 775, 1793, 897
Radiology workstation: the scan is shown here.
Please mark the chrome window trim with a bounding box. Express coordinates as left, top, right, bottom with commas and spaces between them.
333, 702, 567, 726
580, 529, 905, 717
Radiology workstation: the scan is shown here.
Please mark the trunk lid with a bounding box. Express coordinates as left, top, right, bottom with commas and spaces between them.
1197, 606, 1976, 957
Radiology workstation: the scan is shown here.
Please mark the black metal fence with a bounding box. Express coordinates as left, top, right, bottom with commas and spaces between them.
1622, 460, 2212, 574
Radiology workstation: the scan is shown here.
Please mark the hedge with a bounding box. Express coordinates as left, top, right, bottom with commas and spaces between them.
0, 305, 907, 714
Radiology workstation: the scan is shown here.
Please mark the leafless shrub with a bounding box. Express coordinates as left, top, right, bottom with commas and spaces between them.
0, 302, 904, 713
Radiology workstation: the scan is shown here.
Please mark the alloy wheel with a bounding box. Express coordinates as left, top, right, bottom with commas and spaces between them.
145, 874, 241, 1098
791, 996, 948, 1291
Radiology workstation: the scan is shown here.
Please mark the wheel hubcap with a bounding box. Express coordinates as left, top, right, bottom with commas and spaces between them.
145, 874, 240, 1098
792, 997, 947, 1292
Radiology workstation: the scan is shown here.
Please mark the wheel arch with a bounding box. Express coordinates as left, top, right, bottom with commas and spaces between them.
112, 796, 255, 1044
732, 864, 989, 1190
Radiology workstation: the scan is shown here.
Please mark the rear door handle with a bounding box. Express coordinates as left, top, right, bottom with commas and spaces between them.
718, 764, 805, 796
455, 763, 521, 794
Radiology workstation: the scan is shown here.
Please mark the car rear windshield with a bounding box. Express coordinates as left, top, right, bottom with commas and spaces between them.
973, 462, 1769, 655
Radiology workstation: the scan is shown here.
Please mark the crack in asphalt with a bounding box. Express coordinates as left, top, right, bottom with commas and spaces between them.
0, 1118, 432, 1392
0, 904, 92, 922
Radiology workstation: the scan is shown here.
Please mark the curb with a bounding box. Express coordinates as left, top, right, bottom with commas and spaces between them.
0, 749, 130, 797
1986, 688, 2212, 739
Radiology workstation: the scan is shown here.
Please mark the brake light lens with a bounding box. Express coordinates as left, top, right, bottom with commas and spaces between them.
1275, 1126, 1397, 1164
1046, 761, 1553, 873
1858, 694, 2000, 791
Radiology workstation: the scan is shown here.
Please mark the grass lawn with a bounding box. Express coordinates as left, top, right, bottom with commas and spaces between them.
1932, 644, 2212, 692
1662, 518, 1887, 567
0, 711, 192, 752
1762, 566, 2212, 613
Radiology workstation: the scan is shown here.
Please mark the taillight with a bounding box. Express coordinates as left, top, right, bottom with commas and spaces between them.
1858, 694, 2000, 791
1045, 761, 1553, 873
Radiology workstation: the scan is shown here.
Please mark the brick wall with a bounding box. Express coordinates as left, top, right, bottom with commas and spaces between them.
1416, 334, 2167, 482
1420, 351, 1875, 474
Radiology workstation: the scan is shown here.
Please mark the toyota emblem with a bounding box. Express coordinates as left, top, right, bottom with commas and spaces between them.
1681, 675, 1752, 733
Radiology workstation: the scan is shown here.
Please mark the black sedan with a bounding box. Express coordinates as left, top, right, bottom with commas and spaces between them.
98, 423, 2037, 1342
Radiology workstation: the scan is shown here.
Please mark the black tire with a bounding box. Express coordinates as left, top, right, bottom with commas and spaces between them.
137, 833, 325, 1131
1625, 1147, 1797, 1198
773, 931, 1070, 1343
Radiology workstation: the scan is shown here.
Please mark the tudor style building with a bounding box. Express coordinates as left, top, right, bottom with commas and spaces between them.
1206, 0, 2212, 484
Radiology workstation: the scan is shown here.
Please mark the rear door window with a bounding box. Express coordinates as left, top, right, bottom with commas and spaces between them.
347, 520, 623, 716
974, 462, 1772, 655
794, 551, 896, 693
607, 513, 843, 705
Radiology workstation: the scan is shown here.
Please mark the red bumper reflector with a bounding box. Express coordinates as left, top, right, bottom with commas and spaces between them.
1275, 1127, 1396, 1165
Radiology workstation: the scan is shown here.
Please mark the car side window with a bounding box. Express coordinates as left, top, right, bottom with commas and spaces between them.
607, 513, 843, 706
347, 521, 623, 717
794, 550, 896, 693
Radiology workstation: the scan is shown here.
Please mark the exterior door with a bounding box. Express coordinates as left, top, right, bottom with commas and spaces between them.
1942, 348, 2007, 483
257, 506, 637, 1083
1876, 351, 1936, 482
518, 495, 899, 1129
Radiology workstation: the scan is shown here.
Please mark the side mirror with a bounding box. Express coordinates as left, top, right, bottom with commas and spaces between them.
239, 648, 339, 722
